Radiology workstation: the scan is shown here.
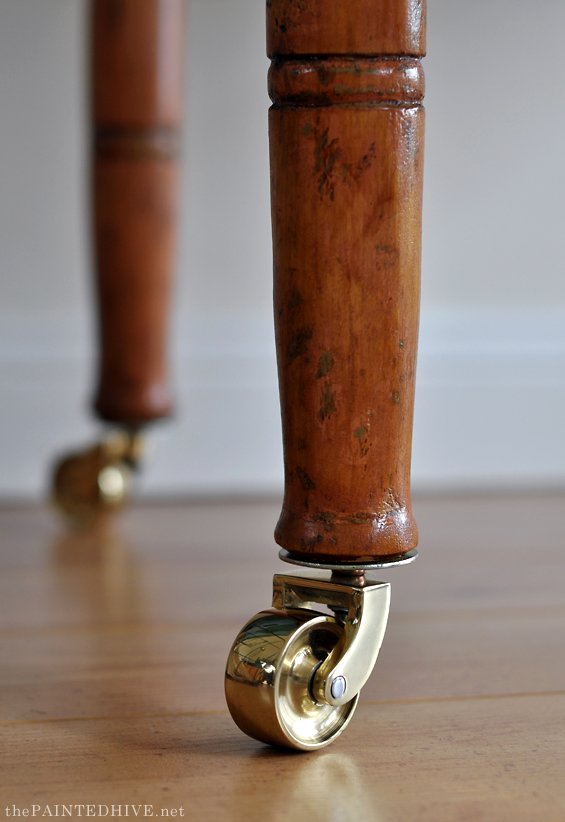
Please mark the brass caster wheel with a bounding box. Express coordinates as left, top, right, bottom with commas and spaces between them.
225, 572, 391, 751
225, 608, 358, 750
52, 428, 143, 526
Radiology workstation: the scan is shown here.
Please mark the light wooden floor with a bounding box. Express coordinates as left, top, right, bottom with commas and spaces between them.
1, 495, 564, 821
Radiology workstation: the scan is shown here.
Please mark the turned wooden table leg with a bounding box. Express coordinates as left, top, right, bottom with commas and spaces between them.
270, 2, 425, 564
53, 0, 183, 523
225, 0, 426, 749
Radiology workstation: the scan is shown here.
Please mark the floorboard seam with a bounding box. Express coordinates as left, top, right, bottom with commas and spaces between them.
1, 689, 564, 727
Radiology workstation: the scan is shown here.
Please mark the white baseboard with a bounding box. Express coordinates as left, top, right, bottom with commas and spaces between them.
1, 308, 565, 500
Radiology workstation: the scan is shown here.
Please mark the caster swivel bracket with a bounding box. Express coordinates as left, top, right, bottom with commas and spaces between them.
272, 573, 390, 708
225, 570, 392, 750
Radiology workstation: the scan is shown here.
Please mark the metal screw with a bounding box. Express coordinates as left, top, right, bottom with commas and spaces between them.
331, 569, 366, 586
331, 675, 346, 699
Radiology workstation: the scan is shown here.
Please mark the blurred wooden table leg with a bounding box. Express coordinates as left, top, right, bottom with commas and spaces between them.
52, 0, 184, 524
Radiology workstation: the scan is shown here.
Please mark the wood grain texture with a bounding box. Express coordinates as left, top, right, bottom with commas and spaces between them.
1, 699, 564, 821
267, 0, 427, 58
0, 495, 564, 818
1, 608, 564, 722
269, 3, 425, 560
92, 0, 183, 424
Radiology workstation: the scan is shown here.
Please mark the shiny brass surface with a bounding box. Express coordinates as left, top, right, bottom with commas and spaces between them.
225, 572, 390, 751
52, 429, 143, 526
279, 547, 418, 570
274, 574, 391, 708
225, 607, 358, 750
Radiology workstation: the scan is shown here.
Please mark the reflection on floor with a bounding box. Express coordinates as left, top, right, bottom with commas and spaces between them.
1, 495, 564, 821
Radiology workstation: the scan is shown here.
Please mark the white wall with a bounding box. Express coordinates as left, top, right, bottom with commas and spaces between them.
1, 0, 565, 500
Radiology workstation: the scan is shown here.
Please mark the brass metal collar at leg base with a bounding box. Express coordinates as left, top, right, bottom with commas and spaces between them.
278, 547, 418, 571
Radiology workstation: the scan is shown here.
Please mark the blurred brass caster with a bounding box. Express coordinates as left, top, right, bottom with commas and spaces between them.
52, 429, 143, 526
225, 572, 390, 751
